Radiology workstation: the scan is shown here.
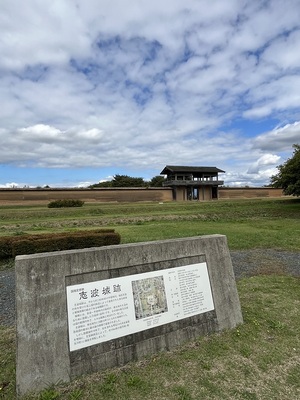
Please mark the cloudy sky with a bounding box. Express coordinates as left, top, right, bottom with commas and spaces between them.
1, 0, 300, 188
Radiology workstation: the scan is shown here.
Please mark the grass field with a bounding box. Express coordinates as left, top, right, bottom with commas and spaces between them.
1, 198, 300, 251
0, 198, 299, 399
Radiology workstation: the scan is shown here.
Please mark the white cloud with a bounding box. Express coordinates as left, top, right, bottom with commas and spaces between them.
262, 29, 300, 71
0, 0, 91, 70
247, 154, 281, 174
253, 122, 300, 151
224, 167, 280, 187
0, 182, 23, 189
0, 0, 300, 187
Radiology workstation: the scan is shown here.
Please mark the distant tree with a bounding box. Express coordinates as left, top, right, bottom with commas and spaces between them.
148, 175, 166, 187
89, 174, 168, 188
111, 174, 146, 187
270, 144, 300, 196
90, 174, 147, 188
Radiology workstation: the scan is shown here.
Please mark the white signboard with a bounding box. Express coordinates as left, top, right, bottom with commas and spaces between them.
66, 262, 214, 351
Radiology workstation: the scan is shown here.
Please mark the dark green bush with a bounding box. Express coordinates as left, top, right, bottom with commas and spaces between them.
48, 199, 85, 208
0, 229, 120, 259
0, 237, 15, 260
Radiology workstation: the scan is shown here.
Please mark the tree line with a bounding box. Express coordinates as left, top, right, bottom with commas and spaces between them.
89, 174, 166, 188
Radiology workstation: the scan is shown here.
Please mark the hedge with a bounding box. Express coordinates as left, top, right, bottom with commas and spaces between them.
48, 199, 85, 208
0, 229, 121, 259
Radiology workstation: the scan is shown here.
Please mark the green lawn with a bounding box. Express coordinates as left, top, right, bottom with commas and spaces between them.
0, 198, 299, 399
1, 198, 300, 250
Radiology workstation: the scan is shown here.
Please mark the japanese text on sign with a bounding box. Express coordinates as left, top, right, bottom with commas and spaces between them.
66, 262, 214, 351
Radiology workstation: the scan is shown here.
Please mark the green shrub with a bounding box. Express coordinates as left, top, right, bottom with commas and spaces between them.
0, 237, 15, 260
47, 199, 84, 208
0, 230, 121, 259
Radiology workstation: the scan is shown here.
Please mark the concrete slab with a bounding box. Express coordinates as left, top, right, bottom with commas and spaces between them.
15, 235, 243, 396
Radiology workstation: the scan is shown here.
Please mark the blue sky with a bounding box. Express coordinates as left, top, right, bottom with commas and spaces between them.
1, 0, 300, 188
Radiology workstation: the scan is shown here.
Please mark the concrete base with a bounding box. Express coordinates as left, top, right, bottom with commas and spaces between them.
15, 235, 243, 396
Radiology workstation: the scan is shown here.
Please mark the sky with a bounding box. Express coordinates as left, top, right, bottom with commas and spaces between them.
1, 0, 300, 188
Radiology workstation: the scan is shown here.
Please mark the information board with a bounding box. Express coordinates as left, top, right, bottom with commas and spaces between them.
66, 262, 214, 351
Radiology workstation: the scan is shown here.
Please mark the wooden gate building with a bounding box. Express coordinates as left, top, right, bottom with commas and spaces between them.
160, 165, 225, 201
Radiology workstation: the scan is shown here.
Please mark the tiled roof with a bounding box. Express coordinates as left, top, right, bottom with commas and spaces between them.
160, 165, 225, 174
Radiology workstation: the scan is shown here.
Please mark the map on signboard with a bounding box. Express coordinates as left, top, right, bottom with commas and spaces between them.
132, 276, 168, 320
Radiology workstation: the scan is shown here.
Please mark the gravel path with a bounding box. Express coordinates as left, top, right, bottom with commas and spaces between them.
0, 267, 15, 327
1, 249, 299, 327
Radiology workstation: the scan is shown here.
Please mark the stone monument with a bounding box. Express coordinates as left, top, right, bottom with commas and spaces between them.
15, 234, 243, 396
